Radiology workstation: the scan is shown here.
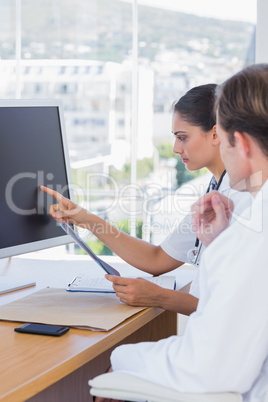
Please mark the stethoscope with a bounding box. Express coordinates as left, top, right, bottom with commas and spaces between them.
187, 170, 226, 266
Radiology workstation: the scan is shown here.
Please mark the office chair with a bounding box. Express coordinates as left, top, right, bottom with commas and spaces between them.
89, 371, 243, 402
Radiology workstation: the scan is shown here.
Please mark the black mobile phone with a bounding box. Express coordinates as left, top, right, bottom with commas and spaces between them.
14, 323, 69, 336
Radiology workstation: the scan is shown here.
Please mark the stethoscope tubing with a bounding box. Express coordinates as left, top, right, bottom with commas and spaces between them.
189, 170, 226, 265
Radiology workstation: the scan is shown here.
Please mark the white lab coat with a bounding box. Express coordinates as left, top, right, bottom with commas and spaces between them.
161, 172, 252, 298
111, 180, 268, 402
160, 173, 230, 264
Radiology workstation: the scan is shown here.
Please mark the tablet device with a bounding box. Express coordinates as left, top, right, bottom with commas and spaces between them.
57, 222, 120, 276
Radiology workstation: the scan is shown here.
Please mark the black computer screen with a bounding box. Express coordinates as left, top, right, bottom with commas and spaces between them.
0, 103, 72, 257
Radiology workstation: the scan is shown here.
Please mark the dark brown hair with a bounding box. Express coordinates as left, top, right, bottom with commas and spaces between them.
216, 63, 268, 156
173, 83, 217, 132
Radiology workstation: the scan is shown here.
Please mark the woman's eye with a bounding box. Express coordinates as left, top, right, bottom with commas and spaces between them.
177, 136, 185, 141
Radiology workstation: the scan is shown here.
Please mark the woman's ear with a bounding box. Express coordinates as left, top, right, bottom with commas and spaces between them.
211, 125, 220, 145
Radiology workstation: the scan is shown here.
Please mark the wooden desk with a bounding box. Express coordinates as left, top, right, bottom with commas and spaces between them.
0, 254, 178, 402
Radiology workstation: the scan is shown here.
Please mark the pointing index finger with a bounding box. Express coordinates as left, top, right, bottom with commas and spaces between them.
40, 185, 66, 204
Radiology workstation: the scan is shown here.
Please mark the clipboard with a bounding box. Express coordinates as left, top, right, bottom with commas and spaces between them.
66, 275, 176, 293
57, 222, 120, 276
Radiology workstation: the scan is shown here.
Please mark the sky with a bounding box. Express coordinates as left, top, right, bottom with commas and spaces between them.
121, 0, 257, 23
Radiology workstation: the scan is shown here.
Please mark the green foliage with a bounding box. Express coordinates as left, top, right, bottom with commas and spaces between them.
75, 218, 143, 256
109, 165, 129, 184
115, 219, 143, 240
71, 168, 88, 193
157, 142, 174, 159
175, 159, 194, 186
137, 158, 154, 179
75, 239, 114, 256
175, 158, 207, 187
110, 157, 154, 183
124, 157, 154, 180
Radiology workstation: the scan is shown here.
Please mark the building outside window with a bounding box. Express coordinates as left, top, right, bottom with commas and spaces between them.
0, 0, 257, 254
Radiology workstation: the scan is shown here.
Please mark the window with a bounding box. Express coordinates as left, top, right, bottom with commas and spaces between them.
0, 0, 258, 253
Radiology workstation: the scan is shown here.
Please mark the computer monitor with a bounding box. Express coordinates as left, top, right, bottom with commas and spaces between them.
0, 99, 74, 259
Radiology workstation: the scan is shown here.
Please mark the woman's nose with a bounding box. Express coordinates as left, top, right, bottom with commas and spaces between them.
173, 141, 183, 155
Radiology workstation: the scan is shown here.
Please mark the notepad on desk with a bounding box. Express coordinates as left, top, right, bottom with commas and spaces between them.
67, 275, 176, 293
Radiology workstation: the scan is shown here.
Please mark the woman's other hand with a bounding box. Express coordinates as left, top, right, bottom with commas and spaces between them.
105, 275, 163, 307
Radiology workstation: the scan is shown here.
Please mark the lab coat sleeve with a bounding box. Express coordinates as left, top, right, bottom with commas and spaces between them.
111, 223, 268, 394
160, 211, 195, 263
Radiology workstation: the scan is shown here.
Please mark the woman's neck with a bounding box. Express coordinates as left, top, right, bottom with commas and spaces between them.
209, 160, 226, 183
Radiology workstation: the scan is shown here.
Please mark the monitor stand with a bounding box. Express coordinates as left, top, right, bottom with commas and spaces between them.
0, 277, 36, 295
0, 257, 36, 295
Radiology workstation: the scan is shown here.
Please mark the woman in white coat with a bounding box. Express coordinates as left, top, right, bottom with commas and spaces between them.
41, 84, 244, 315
